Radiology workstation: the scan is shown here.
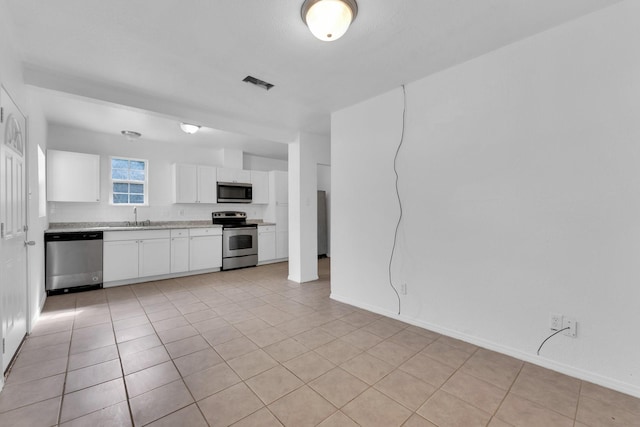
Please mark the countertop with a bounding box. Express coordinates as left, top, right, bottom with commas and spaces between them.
46, 220, 276, 233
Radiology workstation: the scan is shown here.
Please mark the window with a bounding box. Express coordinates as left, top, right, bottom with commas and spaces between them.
110, 157, 148, 205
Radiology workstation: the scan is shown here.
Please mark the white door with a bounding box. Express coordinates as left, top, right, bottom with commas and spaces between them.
189, 235, 222, 271
0, 87, 28, 372
170, 237, 189, 273
173, 164, 197, 203
103, 240, 139, 282
251, 171, 269, 204
139, 238, 171, 277
197, 166, 217, 203
258, 229, 276, 262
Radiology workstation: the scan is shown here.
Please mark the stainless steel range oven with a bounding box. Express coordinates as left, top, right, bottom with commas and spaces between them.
212, 211, 258, 270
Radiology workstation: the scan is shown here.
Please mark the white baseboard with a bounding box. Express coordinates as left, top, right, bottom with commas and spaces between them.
102, 268, 222, 288
330, 292, 640, 399
257, 258, 288, 266
30, 290, 47, 332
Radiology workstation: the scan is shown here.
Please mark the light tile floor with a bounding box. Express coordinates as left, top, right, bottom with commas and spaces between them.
1, 259, 639, 426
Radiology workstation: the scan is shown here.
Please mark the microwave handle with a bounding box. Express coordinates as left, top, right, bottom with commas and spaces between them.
218, 181, 252, 188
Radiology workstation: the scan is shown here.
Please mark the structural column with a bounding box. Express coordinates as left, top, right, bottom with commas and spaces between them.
288, 132, 329, 283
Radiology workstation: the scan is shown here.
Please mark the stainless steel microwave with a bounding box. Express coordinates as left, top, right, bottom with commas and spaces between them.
217, 182, 252, 203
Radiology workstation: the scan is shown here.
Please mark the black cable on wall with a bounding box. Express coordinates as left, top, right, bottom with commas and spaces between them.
388, 85, 407, 315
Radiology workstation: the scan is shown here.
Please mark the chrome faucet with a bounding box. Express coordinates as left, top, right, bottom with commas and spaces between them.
133, 207, 138, 226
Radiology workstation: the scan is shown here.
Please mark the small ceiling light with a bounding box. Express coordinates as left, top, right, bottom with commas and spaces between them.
121, 130, 141, 140
180, 123, 201, 134
243, 76, 275, 91
301, 0, 358, 42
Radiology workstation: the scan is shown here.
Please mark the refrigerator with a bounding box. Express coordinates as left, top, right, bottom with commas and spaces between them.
317, 190, 328, 257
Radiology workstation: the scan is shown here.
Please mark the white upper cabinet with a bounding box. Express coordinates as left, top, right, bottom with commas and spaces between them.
217, 168, 251, 184
197, 166, 217, 203
47, 149, 100, 202
271, 170, 288, 205
251, 170, 269, 204
172, 164, 217, 203
173, 164, 197, 203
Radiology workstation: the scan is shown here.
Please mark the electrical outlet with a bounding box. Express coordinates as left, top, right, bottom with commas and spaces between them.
400, 283, 407, 295
563, 317, 577, 337
550, 313, 563, 331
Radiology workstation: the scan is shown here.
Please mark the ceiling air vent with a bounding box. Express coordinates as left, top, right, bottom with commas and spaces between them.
243, 75, 274, 91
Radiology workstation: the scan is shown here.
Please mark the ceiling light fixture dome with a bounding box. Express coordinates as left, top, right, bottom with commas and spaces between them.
301, 0, 358, 42
180, 123, 201, 134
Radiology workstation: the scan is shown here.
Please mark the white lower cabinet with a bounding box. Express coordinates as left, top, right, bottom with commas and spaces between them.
103, 230, 170, 283
170, 229, 189, 273
276, 231, 288, 259
189, 228, 222, 271
258, 225, 276, 262
139, 238, 171, 277
103, 240, 139, 282
104, 227, 223, 285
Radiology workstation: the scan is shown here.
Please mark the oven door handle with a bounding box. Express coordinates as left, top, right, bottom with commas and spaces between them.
224, 226, 257, 232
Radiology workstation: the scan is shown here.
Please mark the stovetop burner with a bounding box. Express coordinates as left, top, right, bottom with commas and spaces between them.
212, 211, 257, 228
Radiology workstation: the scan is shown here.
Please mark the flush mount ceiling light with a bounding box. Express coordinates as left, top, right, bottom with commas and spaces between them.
180, 123, 201, 134
243, 75, 274, 91
121, 130, 141, 140
301, 0, 358, 42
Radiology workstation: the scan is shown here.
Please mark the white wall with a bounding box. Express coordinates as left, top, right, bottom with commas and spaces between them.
222, 148, 243, 169
0, 3, 24, 104
332, 1, 640, 397
244, 153, 288, 172
47, 124, 269, 222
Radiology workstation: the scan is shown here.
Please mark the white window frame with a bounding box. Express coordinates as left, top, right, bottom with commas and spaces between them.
109, 156, 149, 206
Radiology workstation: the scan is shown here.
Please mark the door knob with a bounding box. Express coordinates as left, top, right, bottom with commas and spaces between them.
25, 240, 36, 246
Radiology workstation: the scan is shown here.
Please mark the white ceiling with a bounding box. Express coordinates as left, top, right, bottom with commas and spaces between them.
5, 0, 621, 158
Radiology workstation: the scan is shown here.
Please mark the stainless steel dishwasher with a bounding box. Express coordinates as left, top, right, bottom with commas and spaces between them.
45, 231, 103, 294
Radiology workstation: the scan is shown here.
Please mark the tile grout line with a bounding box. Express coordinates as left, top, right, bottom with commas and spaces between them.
485, 359, 525, 426
572, 380, 583, 427
501, 362, 587, 425
56, 295, 78, 426
146, 286, 213, 427
107, 291, 136, 427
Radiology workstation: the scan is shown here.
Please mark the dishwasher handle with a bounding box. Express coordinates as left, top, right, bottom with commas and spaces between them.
45, 231, 104, 241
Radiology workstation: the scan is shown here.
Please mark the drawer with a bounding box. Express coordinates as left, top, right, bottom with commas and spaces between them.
104, 229, 170, 241
189, 227, 222, 237
170, 229, 189, 238
258, 225, 276, 233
